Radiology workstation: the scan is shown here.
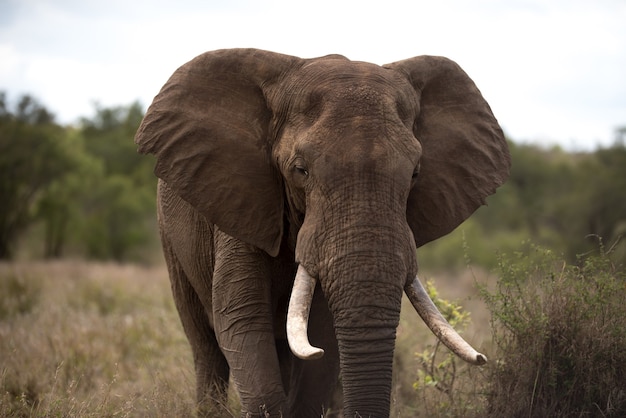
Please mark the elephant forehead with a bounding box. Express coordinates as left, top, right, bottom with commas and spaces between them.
328, 83, 395, 114
315, 73, 398, 103
283, 60, 411, 107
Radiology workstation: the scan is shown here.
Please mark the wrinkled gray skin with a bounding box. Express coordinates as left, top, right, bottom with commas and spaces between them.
135, 48, 510, 418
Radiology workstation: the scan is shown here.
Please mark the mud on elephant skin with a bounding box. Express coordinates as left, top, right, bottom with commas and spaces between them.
135, 48, 510, 417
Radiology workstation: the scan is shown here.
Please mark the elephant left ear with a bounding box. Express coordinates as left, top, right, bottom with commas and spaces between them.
384, 56, 511, 247
135, 49, 302, 256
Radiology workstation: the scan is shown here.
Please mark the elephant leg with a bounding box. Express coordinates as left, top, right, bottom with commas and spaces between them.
212, 230, 287, 418
162, 241, 230, 416
288, 284, 341, 417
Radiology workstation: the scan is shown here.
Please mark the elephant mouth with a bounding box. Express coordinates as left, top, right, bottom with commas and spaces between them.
286, 264, 487, 365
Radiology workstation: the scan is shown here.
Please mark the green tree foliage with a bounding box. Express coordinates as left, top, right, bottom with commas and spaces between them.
420, 137, 626, 270
0, 94, 87, 259
576, 145, 626, 257
78, 102, 157, 261
503, 139, 626, 262
81, 174, 154, 261
0, 92, 156, 261
81, 102, 153, 185
35, 129, 102, 258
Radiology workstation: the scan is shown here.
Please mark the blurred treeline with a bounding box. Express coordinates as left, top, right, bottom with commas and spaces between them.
1, 91, 625, 265
418, 128, 626, 269
0, 92, 157, 262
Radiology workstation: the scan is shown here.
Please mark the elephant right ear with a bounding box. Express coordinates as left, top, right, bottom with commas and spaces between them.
135, 49, 301, 257
385, 56, 511, 247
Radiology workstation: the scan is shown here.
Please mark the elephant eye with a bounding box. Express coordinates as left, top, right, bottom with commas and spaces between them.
412, 163, 420, 181
295, 165, 309, 177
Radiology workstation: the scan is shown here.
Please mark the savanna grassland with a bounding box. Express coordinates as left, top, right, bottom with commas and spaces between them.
3, 251, 626, 417
0, 260, 496, 417
0, 261, 199, 417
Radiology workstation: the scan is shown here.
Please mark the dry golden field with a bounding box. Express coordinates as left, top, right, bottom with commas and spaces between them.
0, 261, 494, 417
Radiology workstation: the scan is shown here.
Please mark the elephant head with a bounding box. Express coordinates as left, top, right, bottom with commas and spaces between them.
135, 48, 509, 417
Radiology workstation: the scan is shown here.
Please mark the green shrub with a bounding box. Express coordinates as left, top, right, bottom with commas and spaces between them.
414, 280, 472, 394
480, 244, 626, 417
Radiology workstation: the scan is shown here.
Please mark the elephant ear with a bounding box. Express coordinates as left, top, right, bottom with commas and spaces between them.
135, 49, 301, 256
385, 56, 510, 247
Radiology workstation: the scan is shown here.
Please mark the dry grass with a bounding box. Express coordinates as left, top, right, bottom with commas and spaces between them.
0, 261, 493, 417
0, 260, 198, 417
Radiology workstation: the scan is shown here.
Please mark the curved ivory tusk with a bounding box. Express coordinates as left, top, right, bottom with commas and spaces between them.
286, 265, 325, 360
405, 276, 487, 365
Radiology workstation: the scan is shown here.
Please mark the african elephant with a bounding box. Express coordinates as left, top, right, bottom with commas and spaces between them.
135, 48, 510, 418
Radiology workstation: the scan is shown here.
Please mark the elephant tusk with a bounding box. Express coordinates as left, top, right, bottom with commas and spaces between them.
286, 265, 325, 360
405, 276, 487, 365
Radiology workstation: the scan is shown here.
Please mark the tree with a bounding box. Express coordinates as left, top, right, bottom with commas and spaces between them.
0, 94, 158, 261
81, 174, 154, 261
578, 142, 626, 260
78, 102, 157, 261
35, 129, 102, 258
81, 101, 153, 183
0, 94, 82, 259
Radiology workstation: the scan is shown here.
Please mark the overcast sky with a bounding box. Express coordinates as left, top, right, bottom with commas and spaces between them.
1, 0, 625, 150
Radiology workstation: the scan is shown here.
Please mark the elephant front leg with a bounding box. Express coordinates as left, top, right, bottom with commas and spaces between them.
212, 232, 288, 417
167, 258, 229, 415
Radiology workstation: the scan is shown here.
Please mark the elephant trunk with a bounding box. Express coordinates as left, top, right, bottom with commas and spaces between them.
325, 250, 405, 418
334, 324, 398, 417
